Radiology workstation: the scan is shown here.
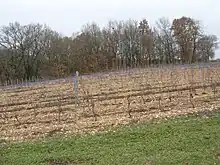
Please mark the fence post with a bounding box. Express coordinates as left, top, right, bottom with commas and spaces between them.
74, 71, 79, 107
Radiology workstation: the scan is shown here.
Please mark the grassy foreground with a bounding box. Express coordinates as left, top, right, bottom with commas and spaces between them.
1, 112, 220, 165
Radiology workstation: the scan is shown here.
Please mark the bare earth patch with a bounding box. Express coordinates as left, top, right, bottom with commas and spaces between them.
1, 66, 220, 142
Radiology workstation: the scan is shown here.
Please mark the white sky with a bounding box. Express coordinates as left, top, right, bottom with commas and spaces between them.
0, 0, 219, 57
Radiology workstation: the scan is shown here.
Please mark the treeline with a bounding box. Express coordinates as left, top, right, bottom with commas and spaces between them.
0, 16, 219, 84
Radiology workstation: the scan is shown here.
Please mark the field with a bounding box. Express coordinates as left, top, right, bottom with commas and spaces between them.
1, 64, 220, 142
1, 110, 220, 165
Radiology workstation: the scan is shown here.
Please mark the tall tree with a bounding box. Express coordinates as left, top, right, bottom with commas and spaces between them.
102, 20, 124, 69
197, 35, 219, 61
153, 17, 176, 64
0, 22, 53, 79
171, 17, 201, 63
138, 19, 153, 66
121, 19, 140, 67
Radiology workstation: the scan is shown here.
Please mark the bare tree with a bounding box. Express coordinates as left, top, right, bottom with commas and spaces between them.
138, 19, 153, 66
153, 17, 176, 64
0, 16, 218, 84
0, 22, 53, 80
81, 22, 103, 55
171, 17, 201, 63
102, 20, 124, 69
121, 19, 141, 67
197, 35, 219, 61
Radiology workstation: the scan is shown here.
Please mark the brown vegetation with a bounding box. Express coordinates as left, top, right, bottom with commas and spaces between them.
0, 16, 218, 85
1, 65, 220, 142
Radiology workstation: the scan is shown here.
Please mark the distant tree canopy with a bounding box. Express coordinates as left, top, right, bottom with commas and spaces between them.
0, 16, 219, 84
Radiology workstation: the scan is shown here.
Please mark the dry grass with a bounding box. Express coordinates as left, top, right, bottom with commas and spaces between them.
1, 66, 220, 142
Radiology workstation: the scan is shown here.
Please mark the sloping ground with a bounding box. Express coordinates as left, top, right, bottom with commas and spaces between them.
1, 66, 220, 141
1, 110, 220, 165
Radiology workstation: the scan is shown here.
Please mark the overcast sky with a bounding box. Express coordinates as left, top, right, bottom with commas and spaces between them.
0, 0, 219, 57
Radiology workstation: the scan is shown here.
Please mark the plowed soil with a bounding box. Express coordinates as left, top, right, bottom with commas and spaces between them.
1, 66, 220, 142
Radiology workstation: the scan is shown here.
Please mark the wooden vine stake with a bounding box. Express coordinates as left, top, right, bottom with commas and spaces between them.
158, 68, 163, 111
211, 76, 217, 100
189, 67, 195, 108
189, 91, 195, 108
91, 100, 98, 121
168, 70, 173, 102
140, 73, 147, 104
57, 93, 62, 124
202, 67, 206, 93
127, 95, 132, 118
73, 71, 79, 107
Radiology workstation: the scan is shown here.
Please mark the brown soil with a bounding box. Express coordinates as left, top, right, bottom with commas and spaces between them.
1, 66, 220, 142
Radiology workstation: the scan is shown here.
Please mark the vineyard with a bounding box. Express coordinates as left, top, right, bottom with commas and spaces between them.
1, 64, 220, 142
